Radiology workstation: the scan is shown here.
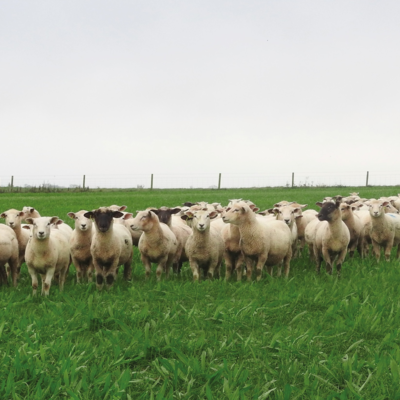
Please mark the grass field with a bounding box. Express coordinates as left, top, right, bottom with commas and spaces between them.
1, 186, 400, 399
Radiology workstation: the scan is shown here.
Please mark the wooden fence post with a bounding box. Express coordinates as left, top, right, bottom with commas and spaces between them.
218, 173, 221, 189
83, 175, 86, 190
366, 171, 369, 187
151, 174, 153, 190
292, 172, 294, 188
11, 176, 14, 192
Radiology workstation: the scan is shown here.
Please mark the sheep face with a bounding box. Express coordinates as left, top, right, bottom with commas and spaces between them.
222, 203, 250, 225
26, 217, 59, 240
0, 209, 24, 229
368, 200, 389, 218
67, 210, 93, 232
186, 210, 218, 232
273, 206, 301, 226
317, 201, 340, 222
151, 207, 181, 225
84, 208, 123, 233
130, 210, 156, 232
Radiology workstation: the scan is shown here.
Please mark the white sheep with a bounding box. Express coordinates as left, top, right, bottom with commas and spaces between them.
314, 200, 350, 275
22, 207, 41, 222
84, 207, 133, 289
339, 202, 364, 258
150, 207, 191, 274
25, 217, 71, 295
222, 202, 292, 280
0, 225, 19, 286
67, 210, 94, 283
130, 210, 178, 280
0, 208, 30, 278
183, 209, 224, 281
367, 199, 400, 262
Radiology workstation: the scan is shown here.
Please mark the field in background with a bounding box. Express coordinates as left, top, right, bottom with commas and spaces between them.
1, 187, 400, 399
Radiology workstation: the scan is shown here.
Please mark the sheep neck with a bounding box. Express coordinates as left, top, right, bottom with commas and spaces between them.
143, 220, 165, 245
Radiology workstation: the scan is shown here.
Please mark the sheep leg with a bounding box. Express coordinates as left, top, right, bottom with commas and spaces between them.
234, 252, 245, 281
141, 255, 152, 279
8, 257, 19, 287
322, 248, 333, 274
336, 248, 347, 277
58, 266, 68, 292
88, 261, 94, 283
0, 266, 8, 285
43, 268, 55, 296
224, 252, 234, 281
357, 237, 364, 258
156, 259, 168, 281
27, 266, 39, 296
314, 247, 322, 273
123, 260, 132, 281
384, 242, 393, 262
282, 250, 292, 278
93, 261, 105, 290
189, 259, 200, 281
255, 255, 268, 281
244, 257, 254, 281
396, 244, 400, 260
105, 271, 117, 289
72, 257, 83, 283
371, 240, 381, 262
207, 260, 219, 279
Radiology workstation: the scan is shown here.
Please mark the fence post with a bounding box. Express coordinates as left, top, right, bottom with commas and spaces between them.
10, 176, 14, 192
292, 172, 294, 188
366, 171, 369, 187
150, 174, 153, 190
83, 175, 86, 190
218, 173, 221, 189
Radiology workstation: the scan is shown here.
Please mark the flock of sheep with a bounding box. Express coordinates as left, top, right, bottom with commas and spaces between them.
1, 192, 400, 295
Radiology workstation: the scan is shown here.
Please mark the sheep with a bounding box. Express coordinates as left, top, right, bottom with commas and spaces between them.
25, 217, 70, 295
0, 225, 19, 286
22, 207, 41, 222
149, 207, 191, 273
271, 205, 299, 256
183, 208, 224, 281
113, 212, 143, 246
339, 203, 364, 258
0, 208, 30, 278
366, 199, 400, 262
221, 215, 244, 281
222, 202, 292, 280
51, 219, 73, 239
314, 200, 350, 275
130, 210, 178, 280
67, 210, 94, 283
84, 207, 133, 289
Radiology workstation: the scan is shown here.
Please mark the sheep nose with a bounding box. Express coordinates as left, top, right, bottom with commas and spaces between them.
39, 231, 44, 235
284, 219, 290, 224
9, 222, 14, 226
81, 224, 86, 228
199, 224, 204, 228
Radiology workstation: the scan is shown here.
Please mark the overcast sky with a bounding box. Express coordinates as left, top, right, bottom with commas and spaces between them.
1, 0, 400, 184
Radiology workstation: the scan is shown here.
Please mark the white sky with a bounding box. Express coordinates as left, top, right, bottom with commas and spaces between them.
1, 0, 400, 184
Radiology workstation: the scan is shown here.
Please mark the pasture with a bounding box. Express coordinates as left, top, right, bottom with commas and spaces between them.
1, 186, 400, 399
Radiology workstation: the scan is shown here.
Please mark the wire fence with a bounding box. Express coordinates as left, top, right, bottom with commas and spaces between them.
0, 171, 400, 192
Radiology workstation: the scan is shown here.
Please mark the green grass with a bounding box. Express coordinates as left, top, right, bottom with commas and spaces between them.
1, 186, 400, 399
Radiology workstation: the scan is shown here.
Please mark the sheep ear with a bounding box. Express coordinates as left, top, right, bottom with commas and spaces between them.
84, 212, 94, 219
181, 215, 189, 221
67, 212, 76, 219
315, 202, 323, 208
22, 225, 31, 230
112, 211, 124, 219
122, 213, 133, 220
273, 203, 281, 208
119, 205, 127, 211
18, 211, 24, 217
50, 216, 59, 224
251, 207, 260, 213
382, 201, 390, 207
0, 213, 6, 219
298, 204, 307, 208
150, 209, 160, 215
170, 208, 181, 215
185, 211, 195, 219
26, 218, 34, 224
209, 211, 219, 219
56, 219, 63, 225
